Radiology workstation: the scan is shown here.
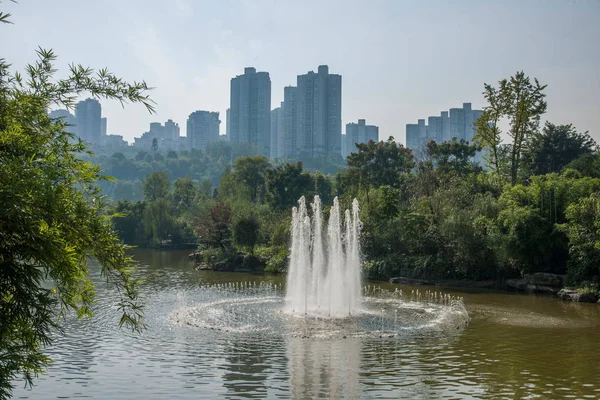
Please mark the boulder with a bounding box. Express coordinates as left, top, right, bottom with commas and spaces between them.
506, 273, 565, 294
213, 261, 233, 272
194, 262, 210, 271
435, 280, 495, 288
188, 251, 203, 262
557, 289, 598, 303
389, 277, 434, 286
524, 273, 565, 287
238, 254, 265, 273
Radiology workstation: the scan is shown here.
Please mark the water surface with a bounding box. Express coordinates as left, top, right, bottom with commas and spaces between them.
13, 250, 600, 399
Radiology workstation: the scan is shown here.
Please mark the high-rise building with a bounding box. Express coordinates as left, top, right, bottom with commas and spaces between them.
101, 117, 107, 138
270, 104, 284, 158
225, 108, 231, 141
296, 65, 342, 159
187, 111, 220, 150
48, 109, 77, 136
164, 119, 180, 140
75, 98, 102, 144
229, 67, 271, 156
405, 102, 483, 160
281, 86, 298, 158
133, 119, 181, 151
342, 119, 379, 157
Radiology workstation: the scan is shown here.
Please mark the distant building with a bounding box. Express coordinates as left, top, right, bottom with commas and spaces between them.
187, 111, 221, 150
343, 119, 379, 158
270, 104, 284, 158
75, 98, 102, 144
225, 108, 231, 141
296, 65, 342, 159
406, 103, 482, 160
48, 109, 77, 136
281, 86, 298, 158
101, 117, 107, 139
164, 119, 180, 141
229, 67, 271, 156
133, 119, 181, 151
103, 134, 129, 154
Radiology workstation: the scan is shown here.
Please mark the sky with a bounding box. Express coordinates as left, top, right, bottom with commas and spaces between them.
2, 0, 599, 145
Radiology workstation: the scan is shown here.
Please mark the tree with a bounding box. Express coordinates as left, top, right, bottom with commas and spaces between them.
564, 193, 600, 286
151, 137, 158, 156
426, 138, 481, 176
347, 137, 415, 201
143, 198, 174, 244
232, 156, 271, 203
0, 43, 153, 397
233, 215, 260, 254
475, 71, 547, 185
526, 122, 596, 175
266, 162, 314, 210
195, 202, 232, 250
172, 176, 196, 211
142, 171, 170, 202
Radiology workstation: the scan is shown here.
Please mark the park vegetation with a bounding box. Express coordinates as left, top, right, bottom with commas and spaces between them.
108, 72, 600, 295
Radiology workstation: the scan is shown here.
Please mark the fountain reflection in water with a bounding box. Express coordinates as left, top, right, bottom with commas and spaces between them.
286, 196, 362, 317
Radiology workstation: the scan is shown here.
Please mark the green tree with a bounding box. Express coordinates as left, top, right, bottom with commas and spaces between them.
172, 176, 196, 211
0, 45, 152, 397
195, 202, 232, 250
346, 137, 414, 202
142, 171, 170, 202
143, 198, 174, 244
151, 137, 158, 156
426, 138, 481, 176
266, 162, 314, 210
233, 215, 260, 254
232, 156, 271, 203
526, 122, 596, 175
475, 71, 547, 185
563, 193, 600, 286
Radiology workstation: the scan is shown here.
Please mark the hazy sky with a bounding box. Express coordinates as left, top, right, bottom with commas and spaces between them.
2, 0, 599, 144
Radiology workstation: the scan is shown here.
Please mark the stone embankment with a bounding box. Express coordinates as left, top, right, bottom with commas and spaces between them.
389, 272, 599, 303
189, 251, 264, 273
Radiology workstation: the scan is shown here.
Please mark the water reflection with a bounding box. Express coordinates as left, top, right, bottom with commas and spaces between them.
287, 337, 361, 399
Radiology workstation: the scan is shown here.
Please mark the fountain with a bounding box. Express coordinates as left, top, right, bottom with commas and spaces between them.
286, 196, 362, 317
171, 195, 470, 338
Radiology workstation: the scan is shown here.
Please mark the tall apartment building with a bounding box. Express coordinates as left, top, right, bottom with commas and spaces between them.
270, 104, 284, 158
295, 65, 342, 159
342, 119, 379, 157
101, 117, 107, 138
281, 86, 298, 158
187, 111, 220, 150
164, 119, 180, 141
229, 67, 271, 156
225, 108, 231, 141
75, 98, 102, 144
49, 109, 77, 136
405, 103, 482, 158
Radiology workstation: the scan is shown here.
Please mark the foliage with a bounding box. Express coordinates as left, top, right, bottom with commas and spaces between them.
525, 122, 596, 175
231, 156, 270, 203
142, 171, 170, 202
195, 202, 233, 250
563, 193, 600, 286
266, 162, 315, 210
426, 138, 481, 176
233, 215, 260, 254
475, 71, 547, 185
0, 46, 151, 396
347, 137, 414, 195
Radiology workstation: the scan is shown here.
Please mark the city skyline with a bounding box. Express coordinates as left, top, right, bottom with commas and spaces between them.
3, 0, 599, 145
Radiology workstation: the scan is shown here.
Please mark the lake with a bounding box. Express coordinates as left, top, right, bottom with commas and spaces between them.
13, 249, 600, 399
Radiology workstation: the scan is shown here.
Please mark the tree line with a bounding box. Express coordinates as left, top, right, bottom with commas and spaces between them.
110, 72, 600, 292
